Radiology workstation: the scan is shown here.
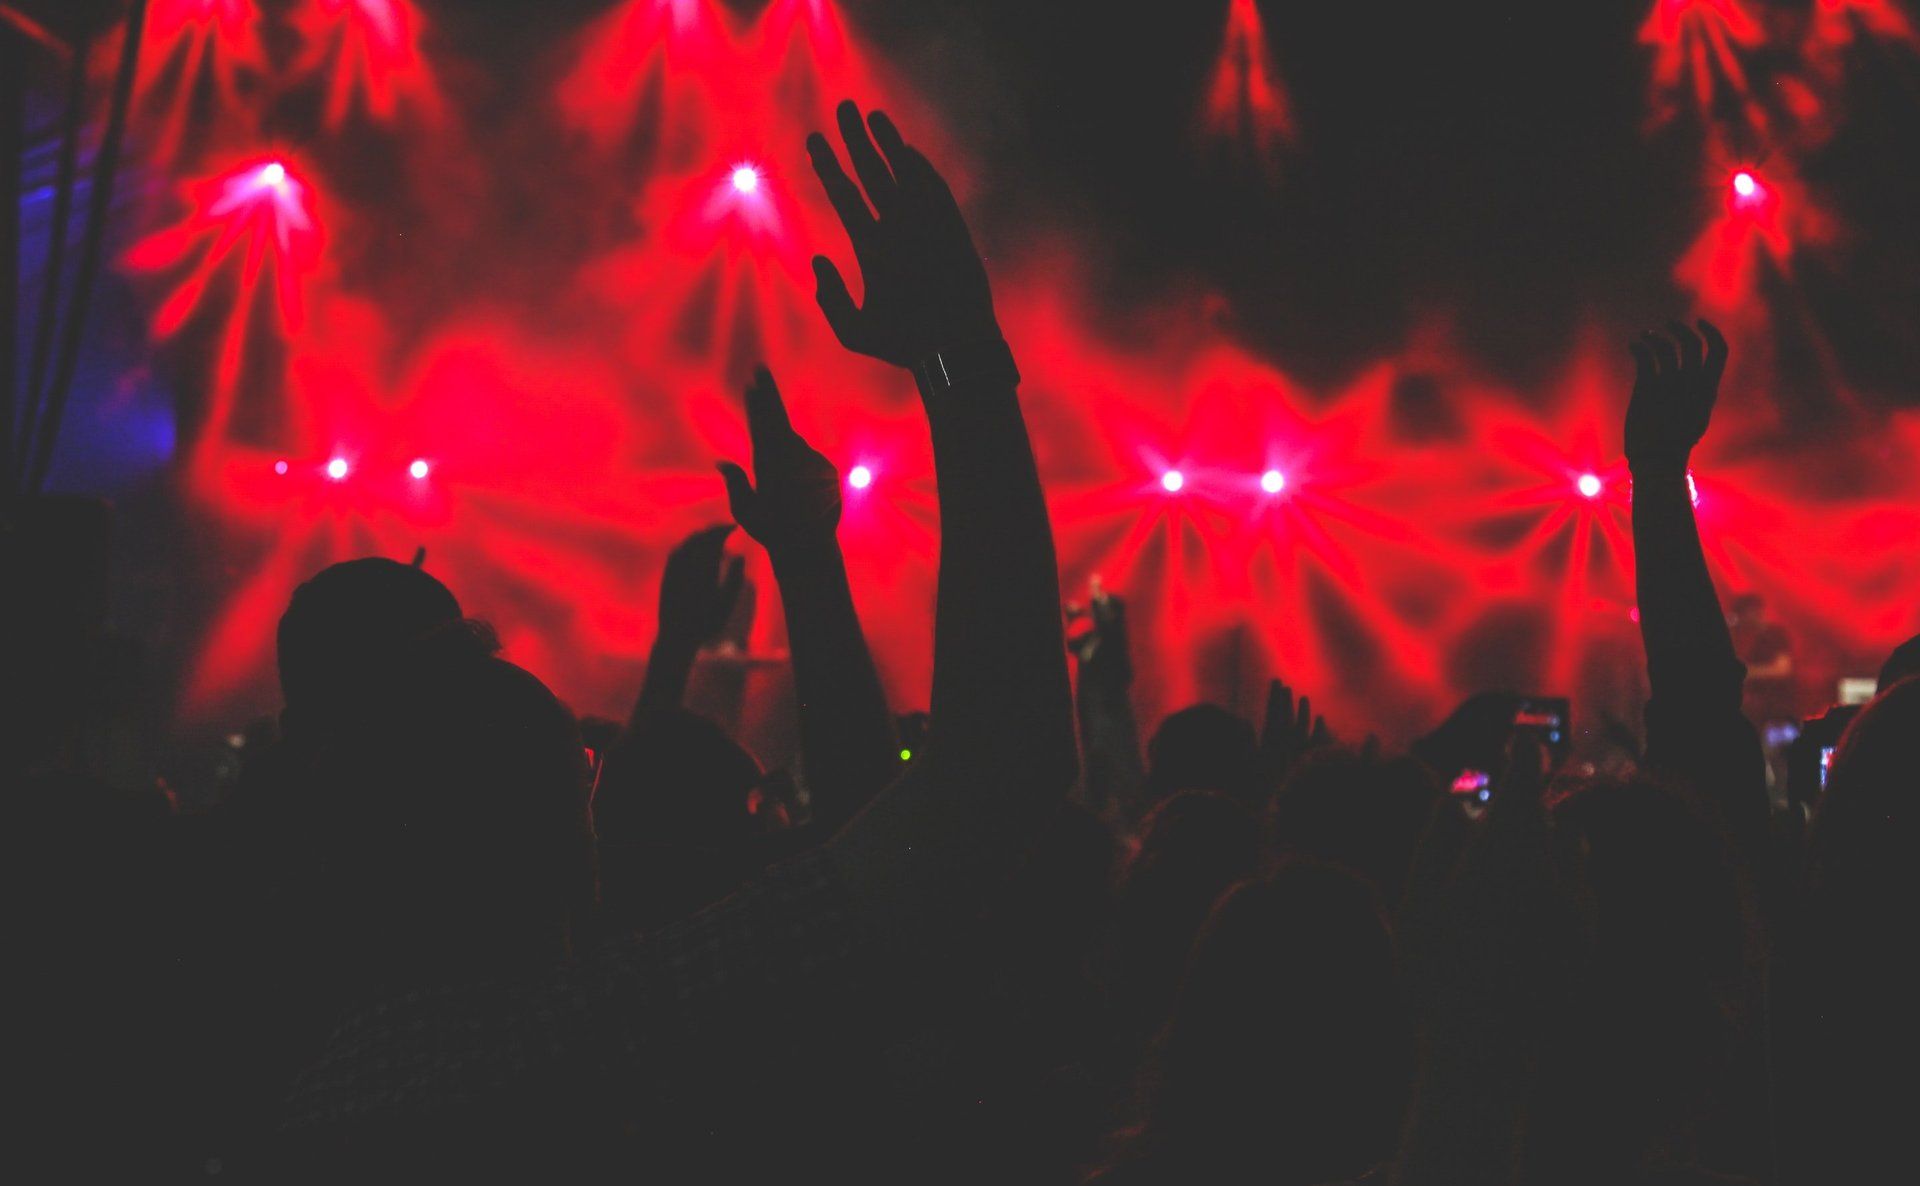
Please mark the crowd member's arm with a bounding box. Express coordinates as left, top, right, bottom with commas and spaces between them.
1626, 321, 1768, 865
805, 99, 1077, 919
629, 524, 743, 726
278, 101, 1077, 1142
719, 367, 898, 833
1068, 578, 1147, 829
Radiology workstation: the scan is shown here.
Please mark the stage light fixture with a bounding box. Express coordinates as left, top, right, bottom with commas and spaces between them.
273, 459, 289, 475
1161, 470, 1185, 493
259, 160, 288, 190
1260, 469, 1286, 494
1731, 170, 1757, 199
1577, 473, 1602, 499
731, 165, 760, 194
847, 464, 873, 489
409, 459, 431, 480
326, 457, 350, 481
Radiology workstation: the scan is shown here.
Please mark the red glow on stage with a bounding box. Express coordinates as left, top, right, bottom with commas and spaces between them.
1203, 0, 1294, 167
127, 155, 326, 338
1638, 0, 1765, 128
125, 155, 328, 457
294, 0, 442, 128
134, 1, 268, 159
123, 3, 1917, 751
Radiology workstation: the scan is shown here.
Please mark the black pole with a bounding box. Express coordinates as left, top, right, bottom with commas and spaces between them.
27, 0, 146, 494
2, 24, 24, 489
17, 21, 95, 489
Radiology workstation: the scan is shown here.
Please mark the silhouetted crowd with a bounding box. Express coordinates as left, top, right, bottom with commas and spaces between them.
8, 102, 1915, 1185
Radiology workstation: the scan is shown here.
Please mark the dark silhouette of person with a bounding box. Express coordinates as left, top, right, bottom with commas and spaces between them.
1093, 863, 1412, 1186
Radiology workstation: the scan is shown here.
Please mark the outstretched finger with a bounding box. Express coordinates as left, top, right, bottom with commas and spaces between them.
868, 111, 960, 219
717, 461, 755, 515
1262, 679, 1289, 742
836, 101, 900, 217
1642, 330, 1679, 376
1629, 340, 1654, 386
1666, 320, 1704, 373
812, 256, 865, 353
806, 132, 876, 246
744, 366, 795, 458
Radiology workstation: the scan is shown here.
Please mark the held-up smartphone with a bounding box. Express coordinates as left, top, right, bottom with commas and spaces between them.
1788, 703, 1860, 812
1451, 695, 1571, 812
1512, 696, 1572, 765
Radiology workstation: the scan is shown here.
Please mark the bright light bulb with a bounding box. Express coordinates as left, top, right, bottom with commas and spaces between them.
847, 464, 873, 489
326, 457, 349, 481
409, 459, 430, 480
273, 459, 289, 475
1731, 170, 1757, 199
1577, 473, 1603, 499
260, 161, 288, 189
731, 165, 760, 194
1161, 470, 1185, 493
1260, 469, 1286, 494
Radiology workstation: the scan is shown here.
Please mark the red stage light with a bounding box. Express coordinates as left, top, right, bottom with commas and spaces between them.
259, 160, 288, 189
1161, 470, 1185, 493
409, 458, 431, 480
847, 464, 873, 489
1577, 473, 1603, 499
273, 459, 289, 475
326, 457, 350, 481
1260, 469, 1286, 494
1731, 169, 1757, 199
731, 164, 760, 194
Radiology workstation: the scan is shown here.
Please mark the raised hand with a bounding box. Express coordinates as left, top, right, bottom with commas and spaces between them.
1626, 319, 1727, 476
807, 100, 1002, 372
1259, 677, 1330, 785
717, 367, 841, 559
1066, 575, 1131, 678
656, 524, 745, 650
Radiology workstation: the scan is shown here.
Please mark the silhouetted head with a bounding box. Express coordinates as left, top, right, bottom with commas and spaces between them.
1810, 675, 1919, 926
1786, 676, 1918, 1184
1878, 634, 1920, 694
1146, 703, 1260, 806
1269, 747, 1439, 907
1128, 864, 1410, 1183
592, 708, 765, 851
306, 632, 594, 993
276, 558, 467, 742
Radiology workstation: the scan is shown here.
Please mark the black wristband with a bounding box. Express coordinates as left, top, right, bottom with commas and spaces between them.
913, 337, 1021, 398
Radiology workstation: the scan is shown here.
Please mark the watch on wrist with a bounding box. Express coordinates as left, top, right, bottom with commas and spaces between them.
913, 337, 1021, 397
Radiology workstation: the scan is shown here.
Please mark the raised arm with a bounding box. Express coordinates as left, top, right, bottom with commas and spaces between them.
1626, 321, 1767, 860
1068, 578, 1148, 829
630, 523, 743, 727
719, 367, 898, 833
807, 100, 1077, 914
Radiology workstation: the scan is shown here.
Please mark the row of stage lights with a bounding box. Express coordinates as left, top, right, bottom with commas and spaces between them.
274, 455, 1691, 505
